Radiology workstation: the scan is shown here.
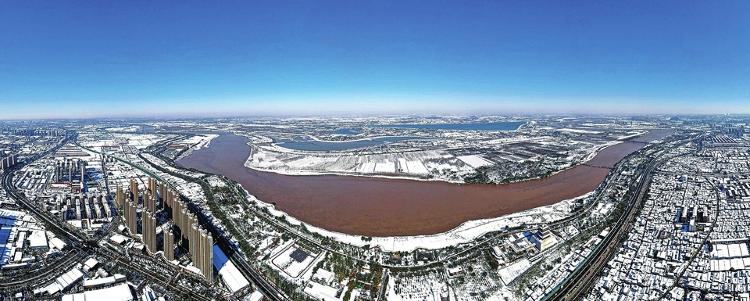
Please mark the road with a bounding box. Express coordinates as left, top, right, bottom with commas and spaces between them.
547, 162, 656, 300
1, 134, 218, 301
654, 175, 722, 300
543, 138, 694, 300
77, 140, 290, 301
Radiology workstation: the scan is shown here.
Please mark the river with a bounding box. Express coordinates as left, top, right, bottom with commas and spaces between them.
177, 130, 671, 237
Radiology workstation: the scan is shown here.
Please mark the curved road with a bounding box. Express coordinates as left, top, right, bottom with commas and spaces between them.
1, 135, 217, 301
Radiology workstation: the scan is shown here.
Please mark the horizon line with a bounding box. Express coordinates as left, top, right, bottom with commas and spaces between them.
1, 112, 749, 122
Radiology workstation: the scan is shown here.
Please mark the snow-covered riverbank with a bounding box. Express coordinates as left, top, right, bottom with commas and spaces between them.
246, 188, 592, 252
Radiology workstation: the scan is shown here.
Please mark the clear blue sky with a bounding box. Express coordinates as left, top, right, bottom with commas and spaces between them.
1, 1, 749, 119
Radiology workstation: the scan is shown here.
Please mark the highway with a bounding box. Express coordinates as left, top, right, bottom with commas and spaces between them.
139, 131, 664, 294
546, 162, 657, 300
543, 138, 694, 301
0, 250, 85, 291
66, 131, 688, 301
77, 140, 290, 301
1, 134, 218, 301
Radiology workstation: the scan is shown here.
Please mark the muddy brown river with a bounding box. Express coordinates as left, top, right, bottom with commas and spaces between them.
177, 130, 670, 236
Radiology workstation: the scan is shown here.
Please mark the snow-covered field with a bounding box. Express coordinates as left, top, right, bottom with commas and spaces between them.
182, 134, 218, 150
174, 134, 219, 160
242, 130, 618, 185
81, 133, 167, 150
557, 128, 602, 134
122, 134, 164, 149
247, 146, 479, 182
457, 155, 494, 168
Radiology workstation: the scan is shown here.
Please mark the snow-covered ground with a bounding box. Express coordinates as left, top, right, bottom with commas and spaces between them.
581, 140, 622, 163
81, 133, 167, 150
243, 130, 616, 184
271, 244, 318, 278
182, 134, 218, 150
172, 134, 219, 161
557, 128, 602, 134
247, 146, 476, 182
456, 155, 494, 168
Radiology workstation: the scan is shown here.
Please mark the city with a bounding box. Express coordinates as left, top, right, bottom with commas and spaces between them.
2, 1, 749, 300
0, 117, 749, 300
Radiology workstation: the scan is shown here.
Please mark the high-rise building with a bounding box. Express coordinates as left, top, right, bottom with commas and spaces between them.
102, 193, 111, 218
129, 178, 138, 205
54, 161, 61, 182
144, 190, 154, 213
115, 185, 124, 210
170, 190, 178, 213
164, 227, 175, 261
143, 210, 156, 253
2, 154, 14, 170
180, 207, 189, 240
80, 161, 86, 182
148, 178, 157, 197
80, 161, 87, 192
123, 196, 138, 234
121, 195, 128, 224
198, 228, 213, 281
186, 220, 213, 280
163, 189, 171, 211
190, 223, 198, 264
174, 200, 181, 232
67, 159, 73, 181
150, 178, 158, 211
532, 227, 558, 251
119, 177, 213, 280
86, 193, 95, 219
127, 200, 137, 234
159, 184, 167, 209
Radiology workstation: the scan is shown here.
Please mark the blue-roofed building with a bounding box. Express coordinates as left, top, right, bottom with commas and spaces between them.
212, 244, 249, 293
0, 209, 23, 267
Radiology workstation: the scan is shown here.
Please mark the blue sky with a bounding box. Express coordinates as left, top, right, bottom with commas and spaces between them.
1, 1, 749, 119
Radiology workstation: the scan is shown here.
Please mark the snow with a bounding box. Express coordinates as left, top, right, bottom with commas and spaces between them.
49, 237, 66, 250
457, 155, 494, 168
83, 258, 99, 271
213, 245, 250, 293
271, 245, 316, 278
248, 190, 591, 252
557, 128, 602, 134
27, 230, 47, 249
82, 274, 125, 288
122, 134, 164, 149
61, 283, 133, 301
357, 162, 376, 173
304, 282, 340, 301
49, 268, 84, 293
374, 161, 396, 173
498, 259, 531, 285
110, 234, 127, 244
183, 134, 219, 150
245, 292, 264, 301
405, 160, 429, 175
581, 140, 621, 163
248, 146, 462, 181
